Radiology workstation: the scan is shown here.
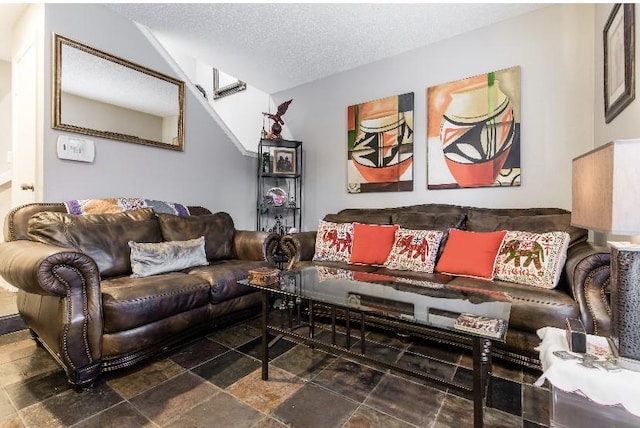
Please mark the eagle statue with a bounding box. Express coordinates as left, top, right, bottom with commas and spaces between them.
262, 99, 292, 140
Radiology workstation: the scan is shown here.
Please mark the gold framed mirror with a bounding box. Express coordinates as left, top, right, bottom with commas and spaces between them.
53, 34, 185, 150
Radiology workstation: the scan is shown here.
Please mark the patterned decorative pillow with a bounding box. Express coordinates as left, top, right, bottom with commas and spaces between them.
493, 231, 570, 289
316, 266, 355, 281
312, 220, 354, 262
129, 237, 208, 278
384, 228, 444, 273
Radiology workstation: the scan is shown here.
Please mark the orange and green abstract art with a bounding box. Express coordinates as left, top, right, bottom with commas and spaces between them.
347, 92, 414, 193
427, 66, 521, 189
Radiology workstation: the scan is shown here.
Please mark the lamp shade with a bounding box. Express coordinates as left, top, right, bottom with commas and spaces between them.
571, 139, 640, 235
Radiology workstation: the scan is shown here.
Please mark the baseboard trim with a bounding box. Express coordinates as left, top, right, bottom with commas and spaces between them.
0, 313, 27, 336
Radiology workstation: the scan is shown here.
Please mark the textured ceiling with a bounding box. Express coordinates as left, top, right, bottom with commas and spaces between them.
107, 3, 547, 94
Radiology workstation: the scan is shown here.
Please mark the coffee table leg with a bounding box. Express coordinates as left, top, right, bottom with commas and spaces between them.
261, 290, 269, 381
360, 312, 366, 355
331, 306, 337, 346
308, 300, 315, 339
485, 340, 493, 408
346, 308, 351, 349
472, 337, 491, 428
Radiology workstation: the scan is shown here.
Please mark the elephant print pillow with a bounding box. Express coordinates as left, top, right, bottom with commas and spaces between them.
493, 231, 570, 289
313, 220, 354, 262
384, 228, 444, 273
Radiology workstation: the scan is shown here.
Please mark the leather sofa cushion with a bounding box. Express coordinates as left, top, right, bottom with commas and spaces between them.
157, 212, 235, 261
324, 210, 392, 225
465, 211, 587, 247
447, 276, 580, 332
395, 203, 468, 215
4, 202, 211, 242
186, 259, 269, 302
101, 272, 211, 333
27, 208, 163, 277
391, 212, 466, 231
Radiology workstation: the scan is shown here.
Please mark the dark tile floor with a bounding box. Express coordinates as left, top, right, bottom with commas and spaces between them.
0, 313, 551, 427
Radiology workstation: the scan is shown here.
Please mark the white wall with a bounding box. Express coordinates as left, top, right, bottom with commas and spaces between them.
0, 61, 11, 230
274, 4, 595, 229
43, 4, 256, 228
0, 60, 11, 177
0, 61, 10, 235
0, 182, 9, 243
159, 38, 288, 153
196, 63, 271, 153
594, 4, 640, 146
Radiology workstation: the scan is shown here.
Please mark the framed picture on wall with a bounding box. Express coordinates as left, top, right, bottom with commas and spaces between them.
347, 92, 414, 193
604, 3, 635, 123
427, 66, 521, 189
273, 149, 296, 174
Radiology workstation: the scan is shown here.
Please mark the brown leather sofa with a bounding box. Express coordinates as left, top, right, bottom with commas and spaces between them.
281, 204, 612, 367
0, 202, 280, 387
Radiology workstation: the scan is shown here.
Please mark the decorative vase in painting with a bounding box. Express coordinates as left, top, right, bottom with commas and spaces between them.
351, 113, 413, 183
439, 80, 515, 188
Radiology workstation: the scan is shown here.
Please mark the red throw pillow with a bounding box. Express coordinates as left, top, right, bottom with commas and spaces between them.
350, 223, 399, 265
435, 229, 507, 279
353, 271, 396, 283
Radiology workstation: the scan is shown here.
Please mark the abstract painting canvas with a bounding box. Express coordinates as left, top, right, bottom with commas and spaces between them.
347, 92, 414, 193
427, 66, 521, 189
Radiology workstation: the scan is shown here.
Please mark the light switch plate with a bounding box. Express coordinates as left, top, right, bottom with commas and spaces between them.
57, 135, 95, 163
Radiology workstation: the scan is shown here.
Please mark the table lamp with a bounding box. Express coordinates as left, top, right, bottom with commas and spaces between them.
572, 139, 640, 372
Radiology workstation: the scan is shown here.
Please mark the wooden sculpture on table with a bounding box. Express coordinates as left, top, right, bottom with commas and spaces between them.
262, 99, 292, 140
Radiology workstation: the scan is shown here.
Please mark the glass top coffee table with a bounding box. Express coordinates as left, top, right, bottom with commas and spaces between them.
240, 266, 512, 428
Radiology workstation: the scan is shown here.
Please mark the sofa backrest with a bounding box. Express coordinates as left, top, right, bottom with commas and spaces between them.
27, 208, 164, 277
3, 202, 212, 242
465, 207, 587, 248
321, 204, 588, 248
4, 203, 66, 242
323, 209, 392, 225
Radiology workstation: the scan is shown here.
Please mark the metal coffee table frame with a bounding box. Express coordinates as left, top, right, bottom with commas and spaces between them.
242, 279, 508, 428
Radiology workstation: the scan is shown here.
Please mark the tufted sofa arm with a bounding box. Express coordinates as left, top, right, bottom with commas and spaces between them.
234, 230, 281, 264
281, 231, 317, 266
0, 240, 104, 385
564, 241, 611, 336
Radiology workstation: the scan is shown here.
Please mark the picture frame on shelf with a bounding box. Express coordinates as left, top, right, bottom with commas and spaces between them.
604, 3, 635, 123
273, 149, 296, 174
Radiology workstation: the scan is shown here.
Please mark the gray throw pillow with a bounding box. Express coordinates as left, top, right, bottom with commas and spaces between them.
129, 237, 208, 278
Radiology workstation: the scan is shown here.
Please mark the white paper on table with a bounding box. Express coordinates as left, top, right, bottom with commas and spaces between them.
534, 327, 640, 417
